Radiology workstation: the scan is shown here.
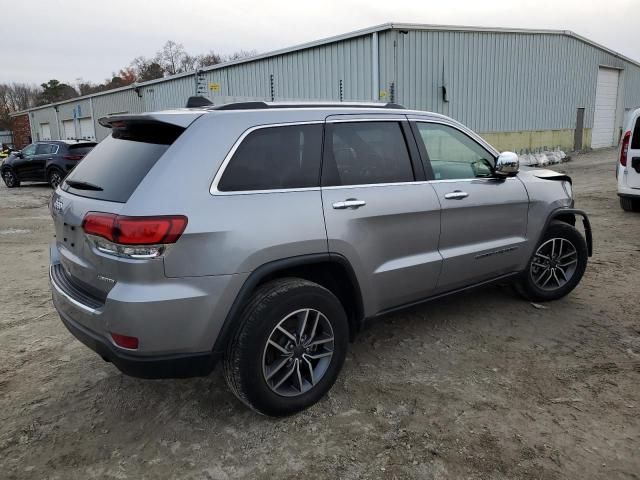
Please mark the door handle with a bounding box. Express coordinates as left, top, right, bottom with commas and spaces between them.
444, 191, 469, 200
332, 199, 366, 209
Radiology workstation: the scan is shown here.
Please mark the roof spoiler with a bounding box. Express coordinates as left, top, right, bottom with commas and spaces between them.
186, 96, 213, 108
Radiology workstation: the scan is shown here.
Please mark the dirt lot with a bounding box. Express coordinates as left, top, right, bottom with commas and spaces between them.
0, 148, 639, 480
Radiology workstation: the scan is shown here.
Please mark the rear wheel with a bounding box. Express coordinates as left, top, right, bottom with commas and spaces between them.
2, 169, 19, 188
516, 221, 588, 302
620, 196, 640, 212
224, 278, 349, 416
47, 168, 64, 189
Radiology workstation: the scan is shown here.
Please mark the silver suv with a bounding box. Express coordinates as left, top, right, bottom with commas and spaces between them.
49, 101, 592, 416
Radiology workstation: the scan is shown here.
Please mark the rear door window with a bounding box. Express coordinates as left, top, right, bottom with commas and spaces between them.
36, 144, 57, 155
62, 122, 183, 203
218, 124, 323, 192
322, 121, 415, 186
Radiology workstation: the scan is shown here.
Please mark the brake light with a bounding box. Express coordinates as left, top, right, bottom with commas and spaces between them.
63, 154, 84, 160
620, 131, 631, 166
111, 332, 139, 349
82, 213, 187, 258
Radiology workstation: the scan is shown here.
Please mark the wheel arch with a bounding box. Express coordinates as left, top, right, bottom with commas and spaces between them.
213, 253, 365, 355
543, 208, 593, 257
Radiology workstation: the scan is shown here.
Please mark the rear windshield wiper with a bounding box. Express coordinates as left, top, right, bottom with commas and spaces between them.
65, 180, 104, 191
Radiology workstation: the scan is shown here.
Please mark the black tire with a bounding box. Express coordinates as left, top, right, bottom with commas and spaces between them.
223, 277, 349, 416
47, 168, 64, 189
516, 221, 588, 302
620, 196, 640, 212
2, 169, 20, 188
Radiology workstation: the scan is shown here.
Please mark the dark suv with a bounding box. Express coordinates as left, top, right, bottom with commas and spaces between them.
1, 140, 96, 189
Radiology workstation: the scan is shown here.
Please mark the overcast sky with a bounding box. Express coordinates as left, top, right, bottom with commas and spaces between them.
3, 0, 639, 85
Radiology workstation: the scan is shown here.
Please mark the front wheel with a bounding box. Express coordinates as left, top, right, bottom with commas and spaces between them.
516, 221, 588, 302
224, 278, 349, 416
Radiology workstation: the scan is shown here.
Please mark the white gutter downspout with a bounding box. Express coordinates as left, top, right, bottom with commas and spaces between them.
372, 31, 379, 102
88, 97, 95, 140
53, 106, 60, 141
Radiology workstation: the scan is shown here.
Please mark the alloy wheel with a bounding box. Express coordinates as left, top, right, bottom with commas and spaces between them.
262, 308, 334, 397
530, 237, 578, 291
49, 171, 62, 189
3, 171, 15, 187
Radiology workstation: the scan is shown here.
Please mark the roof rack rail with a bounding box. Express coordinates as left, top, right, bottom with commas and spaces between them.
205, 101, 407, 111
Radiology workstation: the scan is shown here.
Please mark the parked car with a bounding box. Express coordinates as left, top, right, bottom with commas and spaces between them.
48, 101, 592, 416
618, 107, 640, 211
1, 140, 96, 189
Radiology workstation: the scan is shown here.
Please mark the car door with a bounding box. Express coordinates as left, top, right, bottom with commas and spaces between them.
33, 143, 57, 180
320, 115, 443, 315
411, 120, 529, 291
12, 143, 37, 179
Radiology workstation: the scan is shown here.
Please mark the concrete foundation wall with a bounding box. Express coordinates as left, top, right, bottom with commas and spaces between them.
479, 128, 592, 153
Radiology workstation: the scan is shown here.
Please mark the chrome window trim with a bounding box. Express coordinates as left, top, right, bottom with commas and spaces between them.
209, 117, 510, 195
209, 121, 324, 196
49, 264, 98, 315
325, 117, 407, 123
411, 118, 500, 158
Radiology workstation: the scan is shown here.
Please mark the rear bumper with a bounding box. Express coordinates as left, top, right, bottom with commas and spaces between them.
57, 307, 218, 379
48, 241, 245, 379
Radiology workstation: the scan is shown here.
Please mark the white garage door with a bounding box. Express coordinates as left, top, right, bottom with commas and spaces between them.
62, 119, 76, 139
40, 123, 51, 140
79, 117, 95, 140
591, 68, 620, 148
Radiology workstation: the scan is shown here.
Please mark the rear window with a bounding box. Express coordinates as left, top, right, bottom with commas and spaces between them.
68, 143, 96, 156
62, 123, 182, 202
632, 117, 640, 149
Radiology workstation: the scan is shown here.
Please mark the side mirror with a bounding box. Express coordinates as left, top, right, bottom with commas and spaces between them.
16, 151, 23, 158
495, 151, 519, 177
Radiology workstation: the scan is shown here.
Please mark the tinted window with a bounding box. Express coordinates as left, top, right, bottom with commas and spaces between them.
62, 136, 169, 203
323, 122, 414, 186
22, 144, 36, 156
36, 144, 57, 155
416, 123, 494, 180
68, 143, 97, 155
218, 124, 323, 192
632, 117, 640, 149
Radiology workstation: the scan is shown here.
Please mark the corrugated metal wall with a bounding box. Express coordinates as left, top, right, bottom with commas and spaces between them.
379, 30, 640, 133
201, 35, 372, 102
30, 108, 58, 141
16, 27, 640, 144
93, 89, 144, 140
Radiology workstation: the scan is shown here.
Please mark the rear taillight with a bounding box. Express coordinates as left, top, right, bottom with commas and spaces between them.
620, 131, 631, 166
111, 332, 139, 349
82, 212, 187, 258
63, 154, 84, 161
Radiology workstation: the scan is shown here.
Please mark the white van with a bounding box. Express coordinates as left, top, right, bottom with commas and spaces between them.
618, 107, 640, 211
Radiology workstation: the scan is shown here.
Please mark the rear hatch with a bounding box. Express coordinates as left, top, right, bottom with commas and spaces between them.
625, 113, 640, 189
51, 112, 201, 300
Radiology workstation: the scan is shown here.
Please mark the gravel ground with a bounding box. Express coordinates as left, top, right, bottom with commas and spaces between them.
0, 148, 639, 480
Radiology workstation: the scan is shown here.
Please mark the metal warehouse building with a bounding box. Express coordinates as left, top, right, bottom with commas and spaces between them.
11, 23, 640, 152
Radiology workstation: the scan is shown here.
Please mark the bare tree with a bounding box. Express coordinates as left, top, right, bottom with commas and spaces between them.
0, 83, 41, 129
196, 51, 223, 68
157, 41, 188, 75
130, 56, 165, 82
223, 49, 258, 62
